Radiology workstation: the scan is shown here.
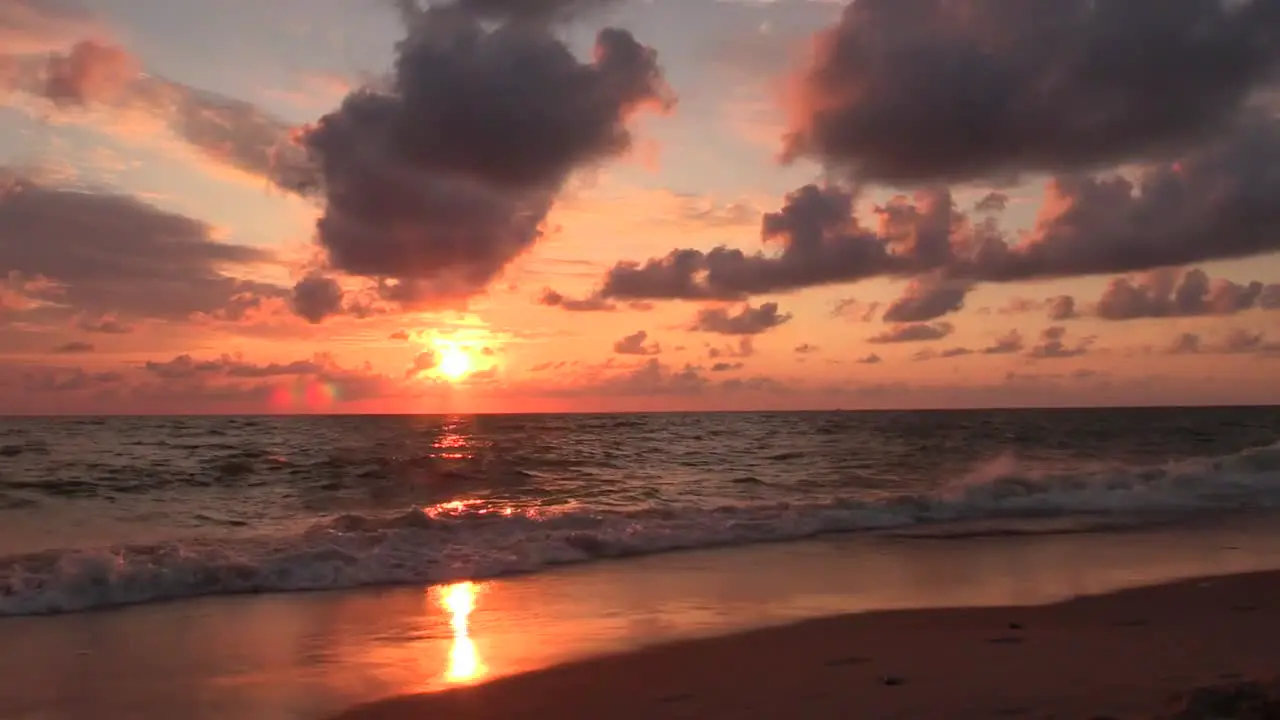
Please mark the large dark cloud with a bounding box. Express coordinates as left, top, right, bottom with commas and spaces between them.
0, 176, 284, 322
596, 113, 1280, 302
689, 302, 792, 335
783, 0, 1280, 184
274, 0, 671, 305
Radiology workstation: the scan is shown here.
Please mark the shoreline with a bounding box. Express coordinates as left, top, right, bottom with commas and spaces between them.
331, 570, 1280, 720
4, 520, 1280, 719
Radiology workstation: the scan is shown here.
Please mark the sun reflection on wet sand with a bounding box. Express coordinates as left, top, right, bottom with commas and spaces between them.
437, 581, 486, 683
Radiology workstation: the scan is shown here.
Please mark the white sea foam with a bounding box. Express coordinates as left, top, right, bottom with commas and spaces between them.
3, 442, 1280, 615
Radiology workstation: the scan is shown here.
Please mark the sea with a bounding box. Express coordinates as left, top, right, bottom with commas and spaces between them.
2, 406, 1280, 617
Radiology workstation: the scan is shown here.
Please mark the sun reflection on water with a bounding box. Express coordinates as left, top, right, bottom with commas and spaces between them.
437, 581, 486, 683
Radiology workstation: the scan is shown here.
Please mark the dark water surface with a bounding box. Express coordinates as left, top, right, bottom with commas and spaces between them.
1, 407, 1278, 614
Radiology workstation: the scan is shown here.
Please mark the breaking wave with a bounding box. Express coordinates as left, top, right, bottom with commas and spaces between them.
3, 442, 1280, 616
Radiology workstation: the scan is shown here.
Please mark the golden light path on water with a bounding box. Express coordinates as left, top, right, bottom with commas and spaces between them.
437, 581, 485, 683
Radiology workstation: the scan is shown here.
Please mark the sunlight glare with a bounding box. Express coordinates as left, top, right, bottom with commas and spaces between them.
438, 347, 472, 381
438, 581, 486, 683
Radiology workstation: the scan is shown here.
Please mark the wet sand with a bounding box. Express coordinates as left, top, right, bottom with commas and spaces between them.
333, 571, 1280, 720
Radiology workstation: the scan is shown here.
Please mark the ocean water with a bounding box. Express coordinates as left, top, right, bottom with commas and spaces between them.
1, 407, 1279, 616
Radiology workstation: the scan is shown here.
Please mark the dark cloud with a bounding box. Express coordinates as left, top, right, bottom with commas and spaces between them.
291, 274, 345, 325
867, 322, 953, 344
144, 354, 328, 381
831, 297, 879, 322
689, 302, 792, 335
794, 343, 819, 354
538, 288, 615, 312
389, 330, 410, 341
1167, 332, 1203, 355
0, 176, 284, 323
913, 346, 974, 362
974, 192, 1009, 213
710, 361, 743, 372
708, 337, 754, 359
406, 350, 438, 377
76, 316, 132, 334
783, 0, 1280, 184
420, 0, 618, 24
274, 0, 672, 305
596, 114, 1280, 302
1095, 268, 1275, 321
1028, 326, 1092, 359
1164, 329, 1280, 356
982, 330, 1024, 355
1046, 295, 1078, 321
856, 353, 882, 365
51, 340, 92, 354
613, 330, 661, 356
882, 273, 971, 323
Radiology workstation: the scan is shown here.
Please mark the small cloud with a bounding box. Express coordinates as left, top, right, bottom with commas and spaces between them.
1028, 326, 1092, 359
794, 343, 819, 354
868, 322, 953, 344
982, 330, 1025, 355
51, 341, 94, 354
690, 302, 792, 335
539, 288, 616, 312
613, 330, 661, 356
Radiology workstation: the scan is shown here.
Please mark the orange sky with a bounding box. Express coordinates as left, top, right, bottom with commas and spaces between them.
1, 0, 1278, 414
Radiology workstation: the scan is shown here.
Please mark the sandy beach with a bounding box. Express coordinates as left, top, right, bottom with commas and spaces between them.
333, 571, 1280, 720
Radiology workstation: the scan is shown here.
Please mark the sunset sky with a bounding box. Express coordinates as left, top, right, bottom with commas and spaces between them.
1, 0, 1279, 414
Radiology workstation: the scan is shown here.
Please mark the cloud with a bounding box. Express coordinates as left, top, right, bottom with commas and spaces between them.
0, 175, 285, 323
782, 0, 1280, 184
689, 302, 792, 335
272, 0, 672, 306
974, 192, 1008, 213
76, 315, 132, 334
882, 272, 971, 323
406, 350, 438, 377
831, 297, 879, 322
867, 322, 953, 344
707, 337, 754, 359
538, 288, 615, 312
1164, 329, 1280, 357
595, 114, 1280, 303
0, 0, 101, 55
915, 346, 974, 361
982, 329, 1025, 355
2, 36, 300, 182
51, 340, 92, 354
1028, 326, 1092, 359
290, 274, 346, 325
855, 353, 882, 365
613, 329, 661, 356
1095, 268, 1276, 321
710, 361, 743, 372
1046, 295, 1078, 321
794, 343, 818, 354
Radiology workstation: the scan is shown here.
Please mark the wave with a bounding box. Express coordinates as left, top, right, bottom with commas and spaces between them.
3, 442, 1280, 616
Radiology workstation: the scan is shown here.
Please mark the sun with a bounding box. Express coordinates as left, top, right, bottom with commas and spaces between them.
437, 346, 472, 381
